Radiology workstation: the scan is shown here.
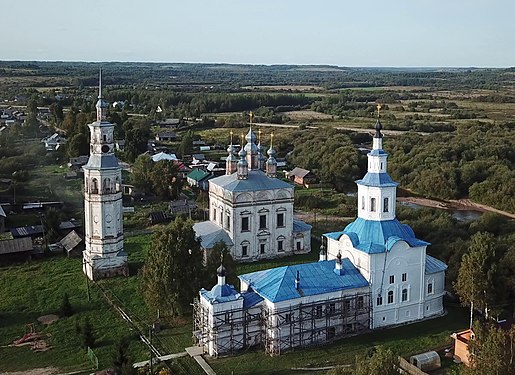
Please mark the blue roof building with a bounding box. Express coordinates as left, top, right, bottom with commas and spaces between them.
323, 111, 447, 329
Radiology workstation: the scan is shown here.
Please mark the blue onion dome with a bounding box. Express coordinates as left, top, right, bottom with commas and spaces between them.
217, 263, 226, 277
374, 119, 383, 138
245, 129, 257, 144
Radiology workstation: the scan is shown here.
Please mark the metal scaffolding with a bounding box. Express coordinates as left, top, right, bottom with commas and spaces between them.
262, 291, 371, 356
193, 290, 371, 357
193, 298, 262, 357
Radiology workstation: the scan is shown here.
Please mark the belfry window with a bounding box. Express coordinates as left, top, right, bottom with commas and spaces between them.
383, 197, 389, 212
370, 198, 376, 212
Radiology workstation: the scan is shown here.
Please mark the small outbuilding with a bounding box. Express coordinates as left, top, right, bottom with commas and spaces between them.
409, 351, 441, 372
287, 167, 317, 187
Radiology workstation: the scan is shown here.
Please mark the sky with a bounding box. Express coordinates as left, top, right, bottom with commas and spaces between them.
4, 0, 515, 67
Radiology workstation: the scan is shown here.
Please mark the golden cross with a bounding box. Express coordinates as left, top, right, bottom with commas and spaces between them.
376, 104, 382, 118
230, 130, 233, 144
249, 112, 254, 124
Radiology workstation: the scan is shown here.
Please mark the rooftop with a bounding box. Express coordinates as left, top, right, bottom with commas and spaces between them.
239, 259, 368, 303
325, 217, 429, 254
187, 169, 211, 182
210, 170, 292, 193
356, 172, 399, 188
193, 221, 234, 249
425, 254, 448, 274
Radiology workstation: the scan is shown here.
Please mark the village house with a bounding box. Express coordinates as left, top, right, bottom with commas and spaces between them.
42, 133, 66, 151
155, 131, 177, 142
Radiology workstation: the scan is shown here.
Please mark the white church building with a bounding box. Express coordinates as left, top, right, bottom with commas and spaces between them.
82, 71, 128, 280
193, 126, 312, 262
193, 115, 447, 356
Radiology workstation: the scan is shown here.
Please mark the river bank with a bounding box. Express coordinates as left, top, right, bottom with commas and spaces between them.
397, 197, 515, 220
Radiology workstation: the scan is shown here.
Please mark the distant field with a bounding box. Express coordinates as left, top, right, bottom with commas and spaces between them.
242, 85, 324, 91
282, 110, 334, 120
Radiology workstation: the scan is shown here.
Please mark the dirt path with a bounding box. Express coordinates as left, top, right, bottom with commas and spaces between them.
294, 211, 354, 223
0, 368, 58, 375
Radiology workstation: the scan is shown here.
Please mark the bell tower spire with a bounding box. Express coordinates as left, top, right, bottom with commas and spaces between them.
96, 68, 108, 122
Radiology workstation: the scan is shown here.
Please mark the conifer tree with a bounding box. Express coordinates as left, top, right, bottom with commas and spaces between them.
59, 292, 73, 317
81, 317, 95, 348
204, 241, 238, 288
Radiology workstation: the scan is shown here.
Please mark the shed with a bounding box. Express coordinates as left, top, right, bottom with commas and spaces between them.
0, 237, 33, 260
409, 351, 441, 372
148, 211, 171, 225
155, 132, 177, 142
287, 167, 317, 186
60, 230, 82, 254
193, 153, 205, 162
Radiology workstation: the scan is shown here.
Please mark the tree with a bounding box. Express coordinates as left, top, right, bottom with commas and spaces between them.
113, 336, 136, 375
178, 130, 193, 157
465, 321, 515, 375
204, 241, 238, 289
49, 102, 64, 125
354, 346, 398, 375
43, 207, 62, 244
66, 133, 89, 158
131, 154, 154, 194
454, 232, 498, 323
59, 292, 73, 317
141, 217, 203, 317
124, 119, 150, 162
82, 318, 96, 348
150, 160, 181, 200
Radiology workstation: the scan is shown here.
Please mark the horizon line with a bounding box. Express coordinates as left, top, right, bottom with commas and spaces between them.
0, 59, 512, 70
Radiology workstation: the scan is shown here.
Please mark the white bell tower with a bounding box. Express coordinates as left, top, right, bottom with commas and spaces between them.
82, 69, 128, 280
356, 105, 399, 221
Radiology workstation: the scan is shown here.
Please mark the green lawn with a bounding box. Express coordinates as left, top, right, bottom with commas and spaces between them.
0, 229, 468, 375
0, 255, 147, 372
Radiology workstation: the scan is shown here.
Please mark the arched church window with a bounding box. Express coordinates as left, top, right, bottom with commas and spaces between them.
361, 196, 365, 210
370, 198, 376, 212
383, 197, 389, 212
387, 290, 394, 304
402, 288, 408, 302
91, 178, 98, 194
104, 178, 111, 193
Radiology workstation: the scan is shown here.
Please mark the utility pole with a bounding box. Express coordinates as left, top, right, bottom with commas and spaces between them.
83, 258, 91, 302
149, 327, 153, 375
